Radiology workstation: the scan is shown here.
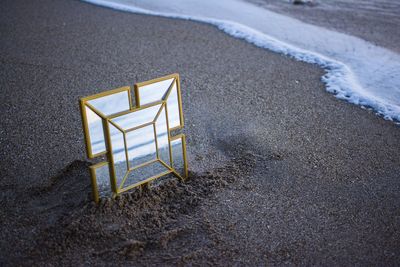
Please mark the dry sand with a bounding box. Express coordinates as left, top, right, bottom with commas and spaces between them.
1, 0, 399, 265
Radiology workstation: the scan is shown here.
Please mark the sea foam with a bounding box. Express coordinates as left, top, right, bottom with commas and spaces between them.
83, 0, 400, 123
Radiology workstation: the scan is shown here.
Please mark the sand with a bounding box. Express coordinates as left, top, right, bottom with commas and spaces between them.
0, 0, 399, 265
248, 0, 400, 53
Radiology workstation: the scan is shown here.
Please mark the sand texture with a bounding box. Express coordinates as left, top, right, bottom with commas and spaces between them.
1, 0, 399, 265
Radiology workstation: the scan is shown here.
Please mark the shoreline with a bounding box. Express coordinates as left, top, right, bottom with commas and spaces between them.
1, 0, 399, 265
82, 0, 400, 123
248, 0, 400, 54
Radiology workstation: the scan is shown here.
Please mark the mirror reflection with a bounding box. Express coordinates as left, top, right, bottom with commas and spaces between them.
123, 161, 170, 189
87, 90, 130, 116
81, 74, 187, 201
86, 106, 106, 155
111, 104, 161, 130
166, 82, 181, 129
126, 125, 157, 168
155, 105, 171, 166
85, 90, 130, 156
94, 163, 112, 199
171, 136, 186, 178
109, 123, 128, 188
138, 78, 175, 105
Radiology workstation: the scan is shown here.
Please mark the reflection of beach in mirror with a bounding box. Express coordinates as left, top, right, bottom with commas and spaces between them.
109, 123, 127, 188
171, 137, 185, 178
109, 103, 169, 167
86, 106, 105, 155
121, 160, 170, 189
111, 104, 161, 130
126, 125, 157, 167
138, 78, 174, 105
87, 91, 130, 115
167, 82, 181, 129
155, 105, 170, 166
94, 163, 112, 198
84, 90, 131, 156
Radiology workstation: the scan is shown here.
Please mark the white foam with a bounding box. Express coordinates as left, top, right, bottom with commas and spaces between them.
83, 0, 400, 122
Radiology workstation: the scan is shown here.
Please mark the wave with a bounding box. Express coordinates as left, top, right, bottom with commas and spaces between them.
82, 0, 400, 123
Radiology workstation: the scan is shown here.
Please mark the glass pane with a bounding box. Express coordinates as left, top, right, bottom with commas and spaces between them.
109, 123, 128, 188
126, 124, 157, 168
123, 161, 170, 189
155, 105, 171, 166
166, 82, 181, 129
171, 137, 186, 178
138, 78, 175, 105
111, 104, 161, 131
94, 163, 112, 199
87, 91, 130, 116
86, 106, 106, 155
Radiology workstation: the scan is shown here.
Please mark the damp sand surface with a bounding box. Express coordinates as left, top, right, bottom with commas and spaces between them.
1, 0, 400, 265
248, 0, 400, 53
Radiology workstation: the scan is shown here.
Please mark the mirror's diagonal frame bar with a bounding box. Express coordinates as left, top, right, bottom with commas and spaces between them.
118, 158, 160, 191
134, 74, 183, 132
118, 170, 130, 191
162, 75, 184, 132
118, 169, 173, 194
153, 102, 166, 123
163, 78, 176, 101
79, 86, 132, 159
134, 73, 179, 107
158, 158, 185, 181
162, 78, 176, 101
107, 118, 125, 134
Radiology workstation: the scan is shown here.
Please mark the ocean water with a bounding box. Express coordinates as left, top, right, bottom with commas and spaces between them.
83, 0, 400, 123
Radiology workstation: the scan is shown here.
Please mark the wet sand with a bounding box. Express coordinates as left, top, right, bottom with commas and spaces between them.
1, 0, 399, 265
248, 0, 400, 53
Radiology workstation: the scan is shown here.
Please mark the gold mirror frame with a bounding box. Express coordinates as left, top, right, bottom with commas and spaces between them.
80, 73, 188, 203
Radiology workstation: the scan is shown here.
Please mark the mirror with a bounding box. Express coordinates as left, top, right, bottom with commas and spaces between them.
85, 106, 106, 155
122, 161, 170, 190
126, 124, 157, 168
81, 88, 131, 158
80, 74, 188, 201
137, 78, 175, 105
90, 162, 112, 202
171, 135, 187, 179
166, 82, 182, 129
109, 103, 169, 191
109, 123, 128, 189
136, 76, 183, 131
87, 90, 130, 116
111, 104, 161, 131
155, 105, 171, 166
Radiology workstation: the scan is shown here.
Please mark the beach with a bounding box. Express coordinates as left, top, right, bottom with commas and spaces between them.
249, 0, 400, 54
1, 0, 399, 265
